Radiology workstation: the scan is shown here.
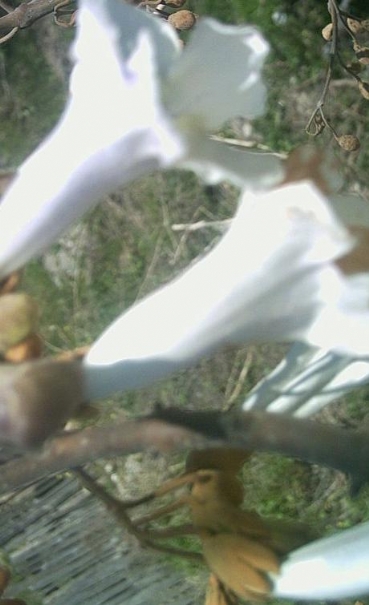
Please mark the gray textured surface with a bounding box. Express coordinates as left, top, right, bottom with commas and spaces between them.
0, 474, 198, 605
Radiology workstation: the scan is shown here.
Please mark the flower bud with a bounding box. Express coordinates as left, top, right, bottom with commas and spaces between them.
168, 9, 197, 30
321, 23, 333, 41
0, 294, 39, 353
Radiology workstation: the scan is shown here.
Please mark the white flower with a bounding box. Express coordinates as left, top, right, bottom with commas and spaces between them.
83, 180, 369, 399
244, 342, 369, 417
272, 521, 369, 599
0, 0, 282, 279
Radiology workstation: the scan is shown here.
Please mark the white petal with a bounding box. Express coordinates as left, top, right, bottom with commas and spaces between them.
273, 522, 369, 599
243, 344, 351, 414
293, 357, 369, 416
180, 136, 284, 189
163, 18, 269, 130
304, 271, 369, 355
0, 0, 183, 279
84, 182, 352, 399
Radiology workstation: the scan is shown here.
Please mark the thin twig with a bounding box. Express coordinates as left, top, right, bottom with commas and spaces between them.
171, 219, 230, 233
74, 468, 203, 561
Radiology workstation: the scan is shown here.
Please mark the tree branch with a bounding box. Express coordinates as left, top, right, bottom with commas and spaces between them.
0, 418, 209, 495
1, 406, 369, 497
0, 0, 74, 37
151, 407, 369, 493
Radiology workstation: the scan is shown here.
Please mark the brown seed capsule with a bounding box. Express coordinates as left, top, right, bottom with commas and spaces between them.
168, 9, 197, 30
164, 0, 186, 7
0, 566, 11, 595
4, 333, 43, 363
321, 23, 333, 41
336, 134, 360, 152
347, 18, 364, 35
353, 42, 369, 65
358, 80, 369, 100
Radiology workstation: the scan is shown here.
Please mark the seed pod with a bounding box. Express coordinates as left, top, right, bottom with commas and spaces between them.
358, 80, 369, 100
353, 42, 369, 65
321, 23, 333, 41
168, 9, 197, 30
165, 0, 186, 7
336, 134, 360, 152
0, 293, 39, 353
347, 18, 364, 35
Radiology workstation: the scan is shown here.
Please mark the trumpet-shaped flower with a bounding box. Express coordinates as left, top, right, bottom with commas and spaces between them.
0, 0, 282, 279
272, 521, 369, 599
84, 181, 369, 399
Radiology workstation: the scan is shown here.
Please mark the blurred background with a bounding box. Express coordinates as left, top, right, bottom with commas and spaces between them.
0, 1, 369, 603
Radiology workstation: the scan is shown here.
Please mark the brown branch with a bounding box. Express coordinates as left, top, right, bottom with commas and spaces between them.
0, 418, 209, 495
151, 407, 369, 494
1, 406, 369, 498
0, 0, 74, 37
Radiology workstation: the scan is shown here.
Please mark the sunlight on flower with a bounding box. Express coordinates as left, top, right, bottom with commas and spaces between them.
0, 0, 282, 279
243, 342, 369, 417
272, 521, 369, 599
84, 181, 365, 399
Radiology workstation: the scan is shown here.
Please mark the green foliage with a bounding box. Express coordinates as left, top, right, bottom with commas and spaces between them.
0, 27, 66, 165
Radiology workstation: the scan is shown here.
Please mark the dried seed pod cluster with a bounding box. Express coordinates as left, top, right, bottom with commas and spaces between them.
308, 3, 369, 150
138, 0, 197, 36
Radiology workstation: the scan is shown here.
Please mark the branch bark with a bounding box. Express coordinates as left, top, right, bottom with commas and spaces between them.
0, 0, 74, 37
1, 407, 368, 497
0, 419, 208, 495
152, 407, 369, 493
